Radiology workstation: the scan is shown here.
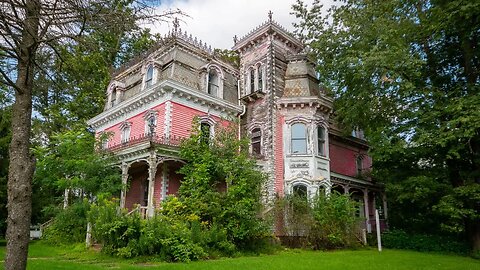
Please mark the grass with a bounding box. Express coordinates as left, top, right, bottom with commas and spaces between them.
0, 241, 479, 269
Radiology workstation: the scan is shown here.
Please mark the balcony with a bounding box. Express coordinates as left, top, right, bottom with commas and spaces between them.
106, 133, 185, 152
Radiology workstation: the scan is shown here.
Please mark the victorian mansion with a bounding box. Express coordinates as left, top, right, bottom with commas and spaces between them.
87, 15, 387, 233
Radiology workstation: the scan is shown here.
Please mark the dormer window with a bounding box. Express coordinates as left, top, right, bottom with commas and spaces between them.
205, 65, 223, 98
110, 89, 117, 108
208, 69, 219, 97
106, 81, 125, 109
145, 65, 154, 88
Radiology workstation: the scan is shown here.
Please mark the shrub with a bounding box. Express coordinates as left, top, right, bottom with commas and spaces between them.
382, 229, 470, 255
42, 200, 90, 244
309, 192, 360, 250
275, 192, 361, 250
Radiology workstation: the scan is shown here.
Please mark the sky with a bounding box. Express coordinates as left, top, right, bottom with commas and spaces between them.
149, 0, 333, 49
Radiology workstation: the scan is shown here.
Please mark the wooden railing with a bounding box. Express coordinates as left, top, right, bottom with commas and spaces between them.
126, 205, 148, 219
106, 133, 185, 152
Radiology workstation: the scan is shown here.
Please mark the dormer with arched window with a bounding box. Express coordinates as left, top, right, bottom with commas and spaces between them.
106, 81, 125, 109
142, 60, 161, 90
205, 65, 224, 98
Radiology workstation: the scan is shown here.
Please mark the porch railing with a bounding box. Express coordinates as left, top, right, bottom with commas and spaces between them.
106, 133, 185, 152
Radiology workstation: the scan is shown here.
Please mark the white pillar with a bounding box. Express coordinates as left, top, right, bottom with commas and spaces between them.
376, 209, 382, 252
63, 188, 69, 209
120, 163, 129, 209
363, 189, 371, 233
147, 154, 157, 218
85, 222, 92, 248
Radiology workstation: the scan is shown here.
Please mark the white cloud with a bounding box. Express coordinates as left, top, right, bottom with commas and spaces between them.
149, 0, 333, 49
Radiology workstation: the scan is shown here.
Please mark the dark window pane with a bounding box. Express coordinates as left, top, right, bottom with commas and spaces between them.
293, 184, 308, 198
317, 126, 325, 156
251, 128, 261, 155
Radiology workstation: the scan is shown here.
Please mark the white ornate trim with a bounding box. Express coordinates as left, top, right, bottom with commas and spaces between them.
87, 79, 242, 131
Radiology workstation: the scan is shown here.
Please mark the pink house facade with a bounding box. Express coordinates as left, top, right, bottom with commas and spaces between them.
87, 15, 387, 232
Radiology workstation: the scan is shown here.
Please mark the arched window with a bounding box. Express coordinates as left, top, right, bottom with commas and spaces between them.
317, 126, 326, 156
208, 69, 219, 96
200, 122, 211, 143
145, 65, 154, 88
251, 127, 261, 156
356, 155, 363, 175
257, 65, 263, 91
110, 89, 117, 108
145, 116, 156, 135
293, 184, 308, 198
120, 125, 131, 143
291, 123, 307, 154
250, 68, 255, 93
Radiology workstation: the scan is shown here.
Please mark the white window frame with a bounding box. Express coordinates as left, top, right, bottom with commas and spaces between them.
291, 122, 308, 154
205, 65, 224, 98
250, 127, 262, 156
120, 122, 132, 143
317, 125, 326, 156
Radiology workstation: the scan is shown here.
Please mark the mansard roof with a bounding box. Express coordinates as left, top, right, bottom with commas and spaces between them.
112, 25, 234, 78
232, 12, 303, 52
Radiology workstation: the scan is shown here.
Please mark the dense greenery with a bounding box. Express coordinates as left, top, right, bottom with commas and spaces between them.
33, 128, 121, 224
176, 119, 269, 249
275, 192, 360, 250
1, 241, 480, 270
88, 121, 271, 262
382, 229, 470, 255
292, 0, 480, 252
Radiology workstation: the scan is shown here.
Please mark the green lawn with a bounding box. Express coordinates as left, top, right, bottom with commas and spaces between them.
0, 241, 479, 269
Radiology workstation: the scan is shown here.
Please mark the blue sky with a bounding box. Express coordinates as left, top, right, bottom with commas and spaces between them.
150, 0, 332, 49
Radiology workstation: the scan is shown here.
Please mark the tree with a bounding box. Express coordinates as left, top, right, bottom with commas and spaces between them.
292, 0, 480, 252
175, 119, 268, 248
0, 1, 180, 268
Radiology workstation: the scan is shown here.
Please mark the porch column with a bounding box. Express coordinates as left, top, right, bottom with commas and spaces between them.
363, 189, 371, 233
120, 162, 129, 209
147, 153, 157, 218
382, 193, 388, 220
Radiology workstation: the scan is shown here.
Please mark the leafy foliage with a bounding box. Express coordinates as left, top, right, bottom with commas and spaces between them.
292, 0, 480, 251
275, 192, 360, 250
43, 200, 91, 244
177, 119, 269, 249
89, 121, 272, 261
382, 229, 469, 255
33, 127, 121, 223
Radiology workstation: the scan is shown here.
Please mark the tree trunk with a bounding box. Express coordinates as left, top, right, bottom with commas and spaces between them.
6, 1, 40, 269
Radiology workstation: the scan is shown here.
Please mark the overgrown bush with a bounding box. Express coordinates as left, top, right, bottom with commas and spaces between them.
275, 191, 361, 250
90, 199, 237, 262
43, 200, 90, 244
382, 229, 470, 255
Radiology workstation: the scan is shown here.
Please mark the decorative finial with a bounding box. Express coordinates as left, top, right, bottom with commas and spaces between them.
173, 17, 179, 34
268, 10, 273, 22
233, 35, 238, 44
